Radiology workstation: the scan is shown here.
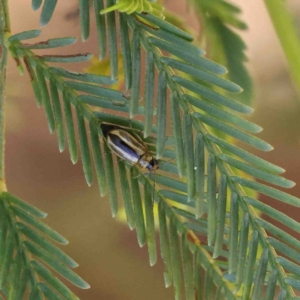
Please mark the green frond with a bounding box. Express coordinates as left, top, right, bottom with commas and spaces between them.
100, 0, 164, 19
189, 0, 252, 105
0, 192, 87, 299
7, 4, 300, 298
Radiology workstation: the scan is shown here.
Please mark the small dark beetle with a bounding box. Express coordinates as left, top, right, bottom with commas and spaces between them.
101, 124, 159, 172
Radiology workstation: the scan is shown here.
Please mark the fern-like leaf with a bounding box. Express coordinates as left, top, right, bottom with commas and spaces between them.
0, 192, 88, 299
190, 0, 252, 105
7, 3, 300, 298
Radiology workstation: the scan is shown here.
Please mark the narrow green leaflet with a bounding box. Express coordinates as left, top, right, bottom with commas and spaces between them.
170, 92, 185, 177
144, 181, 157, 266
169, 215, 182, 300
89, 120, 107, 197
144, 51, 155, 137
106, 0, 118, 79
40, 0, 58, 26
183, 114, 195, 202
49, 77, 65, 152
117, 160, 135, 230
158, 201, 172, 287
50, 67, 114, 85
79, 0, 90, 41
119, 13, 132, 90
265, 270, 278, 300
194, 251, 202, 300
242, 230, 258, 299
62, 90, 78, 164
161, 190, 194, 207
156, 71, 167, 159
229, 193, 238, 274
23, 37, 78, 49
0, 233, 15, 289
8, 30, 41, 41
36, 65, 55, 133
213, 174, 227, 258
76, 104, 94, 186
80, 95, 147, 116
103, 143, 119, 217
39, 53, 93, 63
8, 251, 23, 300
182, 234, 194, 300
130, 28, 141, 118
235, 213, 249, 291
204, 267, 214, 300
251, 249, 268, 299
130, 168, 146, 247
94, 0, 107, 59
195, 133, 205, 217
65, 81, 124, 101
32, 0, 42, 10
207, 154, 217, 246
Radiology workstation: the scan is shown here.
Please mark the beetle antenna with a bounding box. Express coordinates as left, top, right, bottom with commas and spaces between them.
159, 157, 176, 168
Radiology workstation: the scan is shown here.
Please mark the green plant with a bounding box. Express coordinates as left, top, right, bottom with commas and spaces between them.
1, 0, 300, 299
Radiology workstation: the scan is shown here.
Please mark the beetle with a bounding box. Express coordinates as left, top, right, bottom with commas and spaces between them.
100, 124, 159, 172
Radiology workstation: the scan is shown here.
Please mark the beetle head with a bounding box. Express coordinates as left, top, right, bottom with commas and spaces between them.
100, 123, 117, 138
147, 158, 159, 172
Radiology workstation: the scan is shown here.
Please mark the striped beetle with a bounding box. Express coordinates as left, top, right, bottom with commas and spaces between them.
100, 123, 159, 172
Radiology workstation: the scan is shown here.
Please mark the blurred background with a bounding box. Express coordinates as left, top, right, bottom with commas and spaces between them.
5, 1, 300, 299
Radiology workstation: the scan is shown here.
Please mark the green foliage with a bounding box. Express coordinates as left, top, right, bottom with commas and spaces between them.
100, 0, 164, 18
189, 0, 253, 105
0, 192, 88, 299
1, 0, 300, 299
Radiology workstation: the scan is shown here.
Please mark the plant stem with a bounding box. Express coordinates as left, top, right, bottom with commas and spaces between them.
264, 0, 300, 99
0, 0, 9, 191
